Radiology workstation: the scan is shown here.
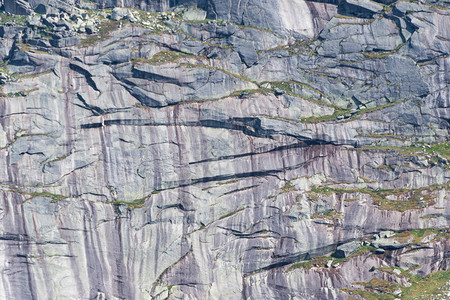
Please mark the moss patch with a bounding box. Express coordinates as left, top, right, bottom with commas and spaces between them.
311, 209, 342, 221
134, 51, 196, 65
280, 181, 296, 193
395, 227, 450, 243
361, 141, 450, 163
265, 80, 337, 109
287, 255, 329, 271
219, 207, 245, 220
402, 270, 450, 299
342, 287, 396, 300
0, 14, 26, 25
287, 245, 376, 272
111, 196, 149, 209
310, 183, 445, 212
80, 19, 123, 46
300, 108, 351, 123
27, 191, 68, 202
360, 43, 405, 59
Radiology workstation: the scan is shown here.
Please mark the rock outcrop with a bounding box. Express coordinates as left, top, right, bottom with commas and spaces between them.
0, 0, 448, 299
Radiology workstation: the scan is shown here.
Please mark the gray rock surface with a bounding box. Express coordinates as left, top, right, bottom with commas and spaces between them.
0, 0, 448, 299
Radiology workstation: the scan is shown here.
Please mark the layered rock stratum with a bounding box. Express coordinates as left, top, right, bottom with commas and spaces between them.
0, 0, 448, 299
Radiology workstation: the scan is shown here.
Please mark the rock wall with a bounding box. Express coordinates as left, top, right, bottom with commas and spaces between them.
0, 0, 448, 299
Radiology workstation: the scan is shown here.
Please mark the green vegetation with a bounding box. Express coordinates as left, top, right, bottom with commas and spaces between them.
356, 277, 399, 294
15, 43, 53, 56
395, 227, 450, 243
312, 98, 412, 124
256, 80, 360, 123
420, 213, 443, 219
5, 91, 23, 97
28, 191, 67, 202
133, 51, 196, 65
18, 70, 54, 79
309, 183, 447, 212
280, 181, 296, 193
0, 87, 38, 98
10, 188, 68, 202
201, 179, 242, 191
43, 153, 72, 165
111, 196, 149, 209
217, 179, 240, 185
0, 14, 26, 25
361, 141, 450, 162
342, 287, 396, 300
230, 88, 271, 97
287, 245, 376, 272
218, 207, 245, 220
426, 142, 450, 160
80, 19, 122, 46
352, 98, 410, 117
334, 14, 360, 19
265, 80, 337, 109
178, 62, 258, 85
355, 131, 422, 141
402, 270, 450, 299
288, 255, 329, 271
348, 267, 450, 300
290, 91, 413, 124
263, 38, 318, 57
1, 132, 51, 150
311, 209, 342, 221
361, 43, 405, 59
300, 108, 351, 123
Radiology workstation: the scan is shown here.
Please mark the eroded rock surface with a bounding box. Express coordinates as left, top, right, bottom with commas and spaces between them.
0, 0, 448, 299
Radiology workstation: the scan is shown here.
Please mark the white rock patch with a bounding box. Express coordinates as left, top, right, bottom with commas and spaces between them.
279, 0, 315, 37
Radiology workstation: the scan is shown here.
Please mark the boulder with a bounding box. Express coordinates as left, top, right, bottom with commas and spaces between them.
0, 25, 26, 38
110, 8, 136, 22
34, 4, 60, 15
0, 39, 14, 61
55, 19, 74, 31
50, 36, 80, 48
4, 0, 32, 15
274, 88, 285, 96
98, 49, 131, 65
372, 238, 410, 250
375, 248, 386, 254
172, 39, 205, 55
26, 14, 43, 28
379, 230, 395, 238
394, 1, 429, 15
235, 41, 258, 67
85, 25, 95, 34
332, 241, 361, 258
182, 8, 207, 22
339, 0, 383, 17
27, 38, 52, 48
346, 0, 384, 14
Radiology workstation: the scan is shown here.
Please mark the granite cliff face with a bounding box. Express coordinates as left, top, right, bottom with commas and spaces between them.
0, 0, 449, 299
